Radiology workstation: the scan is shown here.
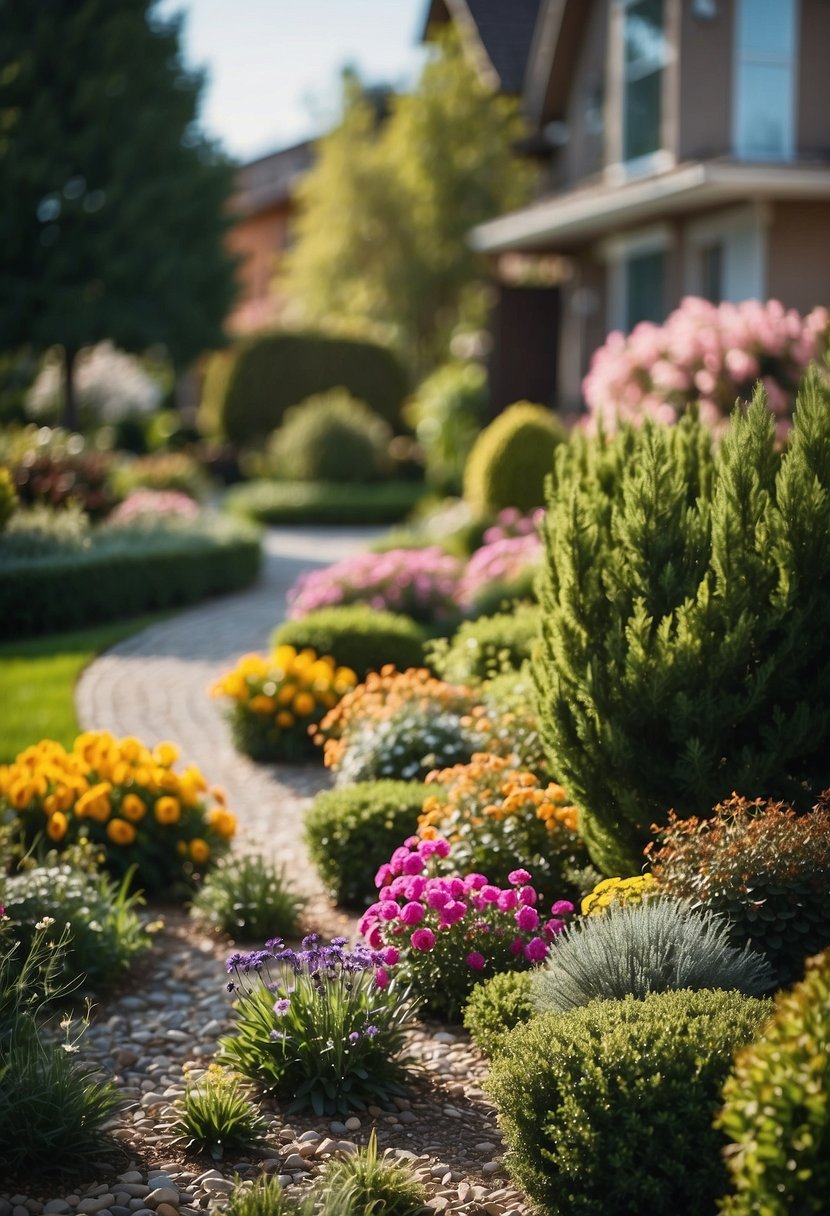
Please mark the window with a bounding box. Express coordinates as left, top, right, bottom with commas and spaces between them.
734, 0, 797, 161
684, 206, 767, 303
700, 243, 724, 304
623, 0, 667, 163
625, 248, 665, 326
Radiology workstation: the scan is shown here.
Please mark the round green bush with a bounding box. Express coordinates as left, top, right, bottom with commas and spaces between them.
269, 390, 393, 484
487, 989, 771, 1216
273, 605, 426, 680
463, 401, 567, 517
717, 948, 830, 1215
463, 970, 535, 1059
304, 781, 432, 908
214, 331, 410, 444
428, 604, 540, 683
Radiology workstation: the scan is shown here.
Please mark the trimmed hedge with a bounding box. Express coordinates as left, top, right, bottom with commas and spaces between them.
0, 521, 262, 638
210, 331, 410, 444
224, 479, 424, 526
305, 781, 432, 908
428, 604, 540, 683
272, 605, 426, 680
463, 970, 535, 1059
268, 390, 393, 484
463, 402, 567, 517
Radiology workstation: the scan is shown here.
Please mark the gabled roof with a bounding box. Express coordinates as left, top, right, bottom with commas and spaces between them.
232, 141, 315, 217
422, 0, 542, 95
522, 0, 594, 127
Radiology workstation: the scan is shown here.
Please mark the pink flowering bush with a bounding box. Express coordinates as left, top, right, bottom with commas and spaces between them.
359, 835, 574, 1020
286, 547, 463, 624
482, 507, 545, 545
583, 297, 828, 440
458, 533, 542, 615
107, 488, 201, 526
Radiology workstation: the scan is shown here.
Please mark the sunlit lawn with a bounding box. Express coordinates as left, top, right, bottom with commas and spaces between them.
0, 614, 169, 762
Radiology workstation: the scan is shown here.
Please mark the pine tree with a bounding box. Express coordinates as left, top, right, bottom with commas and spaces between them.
536, 370, 830, 875
0, 0, 238, 428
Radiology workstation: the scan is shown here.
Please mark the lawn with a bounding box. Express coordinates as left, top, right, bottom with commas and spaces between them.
0, 614, 169, 762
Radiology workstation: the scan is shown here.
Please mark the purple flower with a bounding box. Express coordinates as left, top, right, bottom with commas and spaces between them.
273, 998, 291, 1016
466, 951, 486, 970
348, 1031, 361, 1044
518, 885, 538, 907
364, 1025, 379, 1038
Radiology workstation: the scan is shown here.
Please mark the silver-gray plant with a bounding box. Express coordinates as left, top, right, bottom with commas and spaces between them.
533, 896, 774, 1012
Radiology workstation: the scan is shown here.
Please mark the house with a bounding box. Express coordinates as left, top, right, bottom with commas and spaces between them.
226, 140, 314, 335
432, 0, 830, 412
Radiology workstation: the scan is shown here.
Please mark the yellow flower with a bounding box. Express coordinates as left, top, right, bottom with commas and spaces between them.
189, 837, 210, 864
276, 710, 295, 729
107, 818, 137, 846
277, 682, 297, 705
273, 644, 297, 669
76, 782, 112, 823
154, 795, 181, 825
249, 694, 277, 715
207, 807, 237, 839
46, 811, 69, 841
292, 691, 316, 717
153, 741, 180, 768
9, 780, 35, 809
121, 793, 147, 822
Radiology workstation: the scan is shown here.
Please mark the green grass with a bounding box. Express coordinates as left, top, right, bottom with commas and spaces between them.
0, 613, 169, 762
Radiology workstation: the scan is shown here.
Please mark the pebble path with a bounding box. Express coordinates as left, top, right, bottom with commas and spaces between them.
2, 528, 526, 1214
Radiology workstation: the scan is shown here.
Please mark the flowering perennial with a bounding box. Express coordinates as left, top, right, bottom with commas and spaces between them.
583, 296, 829, 438
220, 934, 417, 1116
482, 507, 545, 545
458, 533, 542, 613
107, 488, 201, 526
580, 874, 658, 916
286, 546, 463, 624
359, 835, 575, 1019
0, 733, 235, 891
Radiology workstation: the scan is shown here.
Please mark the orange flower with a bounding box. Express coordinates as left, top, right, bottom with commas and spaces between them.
207, 807, 237, 839
276, 711, 295, 729
292, 691, 316, 717
153, 741, 180, 768
189, 837, 210, 864
154, 795, 181, 825
46, 811, 69, 841
121, 793, 147, 822
107, 818, 137, 846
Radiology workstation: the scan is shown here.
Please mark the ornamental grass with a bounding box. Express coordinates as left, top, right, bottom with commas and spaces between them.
0, 731, 236, 892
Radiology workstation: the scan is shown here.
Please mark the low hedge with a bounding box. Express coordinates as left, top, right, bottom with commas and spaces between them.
305, 781, 432, 908
272, 605, 427, 679
224, 480, 424, 526
428, 604, 540, 683
0, 520, 262, 638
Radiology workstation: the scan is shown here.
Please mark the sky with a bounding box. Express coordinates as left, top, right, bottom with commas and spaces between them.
158, 0, 428, 163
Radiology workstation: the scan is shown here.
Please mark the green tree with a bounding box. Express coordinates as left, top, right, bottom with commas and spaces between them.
536, 371, 830, 875
0, 0, 238, 429
283, 33, 535, 374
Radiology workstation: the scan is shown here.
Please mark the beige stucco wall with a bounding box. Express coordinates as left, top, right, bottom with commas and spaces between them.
766, 201, 830, 312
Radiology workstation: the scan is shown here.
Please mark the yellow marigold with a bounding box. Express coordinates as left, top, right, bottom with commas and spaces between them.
9, 781, 35, 810
292, 691, 316, 717
107, 818, 137, 846
121, 793, 147, 822
189, 837, 210, 864
581, 873, 657, 916
118, 736, 146, 764
207, 807, 237, 839
273, 644, 297, 669
183, 764, 208, 792
277, 682, 297, 705
154, 795, 181, 825
109, 761, 131, 786
156, 769, 180, 793
211, 672, 246, 700
276, 710, 295, 729
249, 694, 277, 715
46, 811, 69, 841
76, 782, 112, 822
153, 741, 180, 768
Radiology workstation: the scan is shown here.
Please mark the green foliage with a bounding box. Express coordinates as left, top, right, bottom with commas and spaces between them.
487, 989, 771, 1216
0, 862, 150, 992
315, 1131, 429, 1216
269, 390, 393, 484
199, 349, 237, 438
0, 0, 237, 428
283, 35, 535, 374
0, 515, 261, 638
169, 1065, 266, 1161
717, 948, 830, 1216
463, 402, 567, 517
481, 667, 551, 779
536, 372, 830, 873
648, 791, 830, 987
190, 853, 304, 943
404, 362, 489, 494
216, 331, 409, 445
428, 604, 540, 683
462, 969, 534, 1058
533, 899, 774, 1014
224, 479, 423, 526
227, 1177, 296, 1216
273, 606, 426, 681
331, 706, 484, 787
0, 465, 18, 530
111, 450, 210, 501
305, 781, 430, 908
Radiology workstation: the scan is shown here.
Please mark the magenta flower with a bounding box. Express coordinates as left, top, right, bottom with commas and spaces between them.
400, 901, 425, 926
466, 951, 486, 970
516, 905, 540, 932
524, 936, 548, 963
403, 853, 425, 876
374, 967, 390, 989
382, 946, 400, 966
509, 868, 532, 886
410, 928, 436, 952
379, 900, 401, 921
479, 884, 500, 903
518, 885, 538, 907
551, 900, 576, 916
497, 889, 519, 911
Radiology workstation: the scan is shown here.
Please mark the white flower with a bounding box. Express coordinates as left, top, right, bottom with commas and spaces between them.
35, 916, 56, 930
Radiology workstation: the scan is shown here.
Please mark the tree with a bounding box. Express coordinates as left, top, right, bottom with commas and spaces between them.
283, 33, 536, 375
0, 0, 238, 429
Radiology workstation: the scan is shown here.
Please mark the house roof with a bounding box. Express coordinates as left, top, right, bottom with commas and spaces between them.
232, 141, 315, 217
422, 0, 542, 94
470, 161, 830, 252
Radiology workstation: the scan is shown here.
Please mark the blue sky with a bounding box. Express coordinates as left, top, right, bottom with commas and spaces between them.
159, 0, 428, 162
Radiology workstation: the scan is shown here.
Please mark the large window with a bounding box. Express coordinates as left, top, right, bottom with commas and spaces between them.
623, 0, 667, 163
734, 0, 797, 161
625, 248, 665, 327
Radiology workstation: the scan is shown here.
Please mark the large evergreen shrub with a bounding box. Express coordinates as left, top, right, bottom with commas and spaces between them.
487, 989, 770, 1216
463, 402, 567, 517
215, 331, 409, 444
537, 370, 830, 874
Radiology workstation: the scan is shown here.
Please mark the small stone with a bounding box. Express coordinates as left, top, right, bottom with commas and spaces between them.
298, 1130, 321, 1143
475, 1142, 497, 1154
315, 1138, 337, 1156
343, 1116, 361, 1131
282, 1155, 311, 1172
0, 1201, 13, 1216
277, 1178, 293, 1189
155, 1206, 179, 1216
398, 1110, 417, 1124
118, 1176, 143, 1186
482, 1162, 501, 1174
432, 1031, 456, 1043
430, 1165, 451, 1178
146, 1192, 179, 1210
335, 1140, 357, 1155
199, 1178, 234, 1196
427, 1200, 449, 1213
44, 1204, 72, 1215
110, 1208, 132, 1216
329, 1120, 348, 1135
13, 1206, 28, 1216
77, 1200, 114, 1216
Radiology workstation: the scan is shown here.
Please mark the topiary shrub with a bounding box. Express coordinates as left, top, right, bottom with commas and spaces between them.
463, 401, 567, 517
215, 331, 410, 444
268, 389, 393, 484
305, 780, 432, 908
273, 605, 426, 680
536, 369, 830, 874
487, 989, 771, 1216
717, 948, 830, 1215
427, 604, 540, 683
533, 898, 774, 1014
463, 969, 534, 1058
647, 791, 830, 987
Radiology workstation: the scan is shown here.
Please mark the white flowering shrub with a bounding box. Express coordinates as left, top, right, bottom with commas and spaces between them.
27, 342, 162, 426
